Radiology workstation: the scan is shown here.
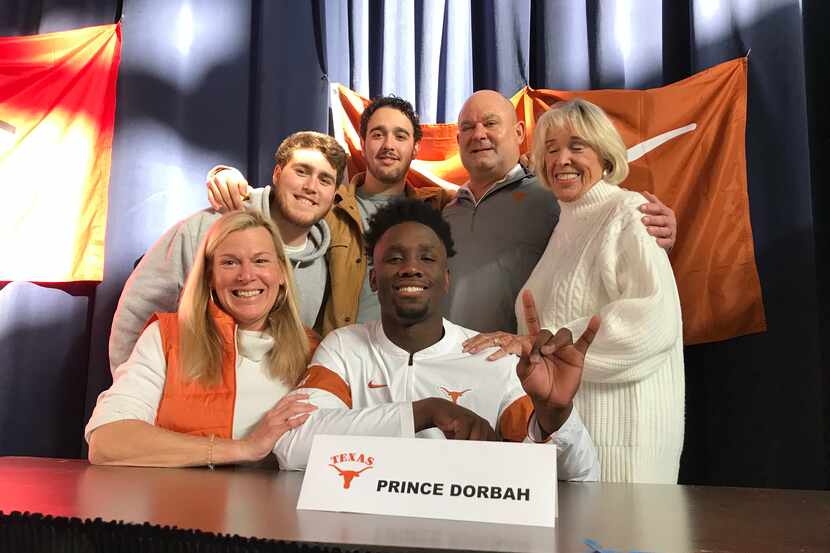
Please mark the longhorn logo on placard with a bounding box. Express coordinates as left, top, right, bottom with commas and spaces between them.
329, 452, 374, 489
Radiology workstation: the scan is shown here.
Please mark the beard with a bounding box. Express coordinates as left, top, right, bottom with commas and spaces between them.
272, 190, 324, 229
366, 154, 413, 185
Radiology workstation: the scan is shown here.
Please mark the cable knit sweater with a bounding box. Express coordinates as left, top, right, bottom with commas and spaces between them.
517, 181, 684, 484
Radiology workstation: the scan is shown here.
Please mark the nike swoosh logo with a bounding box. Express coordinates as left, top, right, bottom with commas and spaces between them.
367, 381, 388, 389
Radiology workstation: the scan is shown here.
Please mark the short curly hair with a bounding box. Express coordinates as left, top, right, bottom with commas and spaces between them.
364, 198, 456, 264
274, 131, 348, 186
359, 96, 423, 143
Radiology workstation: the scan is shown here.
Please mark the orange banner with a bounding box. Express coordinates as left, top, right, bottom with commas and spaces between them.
330, 58, 765, 345
0, 23, 121, 282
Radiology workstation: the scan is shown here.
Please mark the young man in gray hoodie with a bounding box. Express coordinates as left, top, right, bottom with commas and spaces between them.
108, 131, 348, 371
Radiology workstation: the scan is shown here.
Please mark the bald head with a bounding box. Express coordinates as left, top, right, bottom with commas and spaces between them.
460, 91, 518, 124
456, 90, 524, 191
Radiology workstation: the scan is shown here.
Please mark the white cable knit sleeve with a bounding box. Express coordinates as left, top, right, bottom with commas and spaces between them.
553, 220, 682, 384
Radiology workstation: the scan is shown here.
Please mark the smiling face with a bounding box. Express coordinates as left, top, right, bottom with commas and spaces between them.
457, 91, 524, 186
369, 221, 449, 327
211, 227, 285, 331
271, 148, 337, 229
543, 126, 606, 202
362, 107, 419, 187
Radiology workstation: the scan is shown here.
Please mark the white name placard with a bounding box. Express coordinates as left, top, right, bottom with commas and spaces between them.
296, 434, 557, 527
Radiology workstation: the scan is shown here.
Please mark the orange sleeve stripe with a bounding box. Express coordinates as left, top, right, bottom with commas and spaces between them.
300, 365, 352, 408
499, 396, 534, 442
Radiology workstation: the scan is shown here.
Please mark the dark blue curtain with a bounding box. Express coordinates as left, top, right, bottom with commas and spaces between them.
0, 0, 826, 490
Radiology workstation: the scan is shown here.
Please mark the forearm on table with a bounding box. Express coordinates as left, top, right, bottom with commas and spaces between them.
275, 401, 413, 470
87, 419, 247, 468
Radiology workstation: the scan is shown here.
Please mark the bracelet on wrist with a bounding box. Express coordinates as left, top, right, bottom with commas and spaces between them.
207, 434, 216, 470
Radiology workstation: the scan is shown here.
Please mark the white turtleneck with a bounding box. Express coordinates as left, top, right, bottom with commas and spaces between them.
86, 322, 291, 441
517, 180, 685, 484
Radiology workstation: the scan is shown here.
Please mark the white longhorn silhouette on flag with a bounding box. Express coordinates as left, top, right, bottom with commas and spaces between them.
626, 123, 697, 163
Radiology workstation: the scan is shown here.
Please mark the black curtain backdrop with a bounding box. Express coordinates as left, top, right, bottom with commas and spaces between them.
804, 0, 830, 483
0, 0, 826, 490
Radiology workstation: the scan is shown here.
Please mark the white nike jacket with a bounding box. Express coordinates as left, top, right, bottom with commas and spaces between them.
274, 319, 600, 481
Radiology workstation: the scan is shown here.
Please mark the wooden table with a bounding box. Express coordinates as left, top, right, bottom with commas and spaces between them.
0, 457, 827, 552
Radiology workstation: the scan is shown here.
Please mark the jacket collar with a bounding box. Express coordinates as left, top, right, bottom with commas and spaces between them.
369, 318, 464, 360
335, 171, 444, 204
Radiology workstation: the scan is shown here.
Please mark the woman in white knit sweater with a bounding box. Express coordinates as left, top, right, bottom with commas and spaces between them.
465, 99, 684, 484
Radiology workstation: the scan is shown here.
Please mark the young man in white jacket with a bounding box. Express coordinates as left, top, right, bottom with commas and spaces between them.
275, 198, 602, 481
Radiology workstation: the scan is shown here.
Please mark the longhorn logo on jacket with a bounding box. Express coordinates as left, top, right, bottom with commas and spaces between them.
440, 387, 472, 405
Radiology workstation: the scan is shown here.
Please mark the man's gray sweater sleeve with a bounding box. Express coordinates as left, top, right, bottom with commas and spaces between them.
108, 217, 207, 372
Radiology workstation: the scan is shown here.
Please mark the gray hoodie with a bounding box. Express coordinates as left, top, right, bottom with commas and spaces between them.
108, 186, 330, 372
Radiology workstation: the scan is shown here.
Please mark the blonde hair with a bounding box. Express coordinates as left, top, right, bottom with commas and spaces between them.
178, 211, 309, 387
531, 98, 629, 187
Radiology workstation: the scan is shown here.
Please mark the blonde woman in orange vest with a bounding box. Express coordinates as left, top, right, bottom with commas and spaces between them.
86, 211, 318, 468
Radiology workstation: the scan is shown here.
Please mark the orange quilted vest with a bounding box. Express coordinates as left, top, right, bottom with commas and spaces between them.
150, 304, 320, 439
152, 303, 238, 438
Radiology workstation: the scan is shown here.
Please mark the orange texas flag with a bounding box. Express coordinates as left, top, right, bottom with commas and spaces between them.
330, 58, 765, 346
0, 23, 121, 283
